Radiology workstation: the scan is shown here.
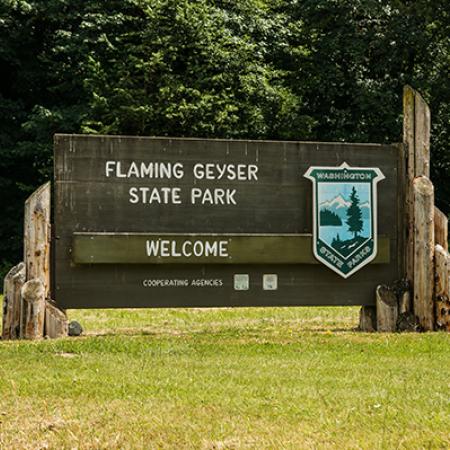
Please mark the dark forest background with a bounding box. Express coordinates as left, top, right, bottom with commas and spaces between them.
1, 0, 449, 278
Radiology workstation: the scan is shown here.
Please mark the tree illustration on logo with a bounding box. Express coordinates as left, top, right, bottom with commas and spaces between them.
346, 186, 363, 238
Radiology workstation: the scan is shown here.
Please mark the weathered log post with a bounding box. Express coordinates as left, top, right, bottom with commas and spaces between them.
413, 176, 435, 330
24, 182, 51, 297
2, 181, 68, 340
45, 301, 68, 338
403, 85, 416, 287
435, 245, 450, 331
22, 182, 52, 338
434, 207, 448, 252
2, 263, 25, 339
22, 182, 68, 339
21, 279, 46, 339
376, 285, 398, 332
402, 86, 440, 332
359, 306, 376, 332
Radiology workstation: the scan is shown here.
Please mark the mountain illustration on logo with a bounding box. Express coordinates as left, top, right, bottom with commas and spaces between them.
304, 162, 385, 278
319, 187, 370, 258
319, 194, 370, 221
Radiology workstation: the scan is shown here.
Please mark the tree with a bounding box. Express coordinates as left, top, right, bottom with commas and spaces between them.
320, 208, 342, 226
346, 187, 363, 238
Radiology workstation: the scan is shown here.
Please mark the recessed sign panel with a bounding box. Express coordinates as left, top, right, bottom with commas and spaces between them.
53, 135, 404, 309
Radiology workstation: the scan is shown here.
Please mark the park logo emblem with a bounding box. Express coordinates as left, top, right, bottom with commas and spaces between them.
304, 163, 385, 278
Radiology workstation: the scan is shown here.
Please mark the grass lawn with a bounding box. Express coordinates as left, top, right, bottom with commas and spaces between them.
0, 303, 449, 449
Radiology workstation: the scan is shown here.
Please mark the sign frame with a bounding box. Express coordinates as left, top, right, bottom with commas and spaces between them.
52, 134, 406, 309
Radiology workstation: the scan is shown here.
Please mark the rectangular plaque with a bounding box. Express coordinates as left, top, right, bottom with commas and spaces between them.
72, 233, 390, 265
53, 135, 405, 309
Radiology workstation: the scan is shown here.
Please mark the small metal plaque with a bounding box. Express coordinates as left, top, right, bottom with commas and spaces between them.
263, 274, 278, 290
234, 274, 249, 290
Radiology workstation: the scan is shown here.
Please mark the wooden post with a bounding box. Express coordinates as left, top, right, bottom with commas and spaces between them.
399, 290, 411, 314
45, 302, 68, 339
359, 306, 376, 332
2, 263, 25, 340
22, 182, 51, 339
434, 207, 448, 252
403, 86, 416, 286
414, 91, 431, 178
403, 87, 432, 320
413, 176, 435, 330
435, 245, 450, 331
376, 285, 398, 332
24, 182, 51, 296
21, 279, 46, 339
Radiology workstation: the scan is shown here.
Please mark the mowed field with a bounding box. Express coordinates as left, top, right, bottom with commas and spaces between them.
0, 303, 449, 449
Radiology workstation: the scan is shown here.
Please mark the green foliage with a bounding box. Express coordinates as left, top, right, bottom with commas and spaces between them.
0, 0, 449, 278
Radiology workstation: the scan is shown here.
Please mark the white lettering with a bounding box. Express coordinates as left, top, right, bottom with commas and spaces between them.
190, 188, 237, 205
145, 239, 229, 258
146, 240, 160, 256
129, 187, 139, 204
106, 161, 116, 177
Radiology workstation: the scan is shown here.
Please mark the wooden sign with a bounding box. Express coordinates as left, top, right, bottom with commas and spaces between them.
53, 135, 405, 309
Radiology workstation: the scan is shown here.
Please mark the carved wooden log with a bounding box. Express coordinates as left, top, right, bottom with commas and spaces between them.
45, 301, 68, 339
434, 207, 448, 252
414, 91, 431, 178
403, 87, 432, 301
376, 285, 398, 332
413, 176, 435, 331
2, 263, 25, 340
403, 86, 416, 286
435, 245, 450, 331
22, 182, 51, 338
399, 289, 411, 314
359, 306, 376, 332
21, 279, 45, 340
24, 182, 51, 296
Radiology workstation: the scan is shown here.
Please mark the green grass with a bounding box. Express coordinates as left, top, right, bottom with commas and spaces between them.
0, 304, 449, 449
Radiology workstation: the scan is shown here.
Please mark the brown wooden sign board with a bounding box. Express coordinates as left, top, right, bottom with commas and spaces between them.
53, 134, 405, 309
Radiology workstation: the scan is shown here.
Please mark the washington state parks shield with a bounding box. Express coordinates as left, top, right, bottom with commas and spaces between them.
304, 163, 385, 278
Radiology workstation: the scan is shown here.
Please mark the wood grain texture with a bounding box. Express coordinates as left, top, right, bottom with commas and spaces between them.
54, 135, 405, 309
1, 262, 25, 340
376, 285, 398, 332
414, 92, 431, 178
403, 86, 416, 286
434, 207, 448, 252
21, 279, 45, 340
45, 301, 68, 338
435, 245, 450, 331
24, 182, 51, 298
359, 306, 376, 332
413, 176, 435, 330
